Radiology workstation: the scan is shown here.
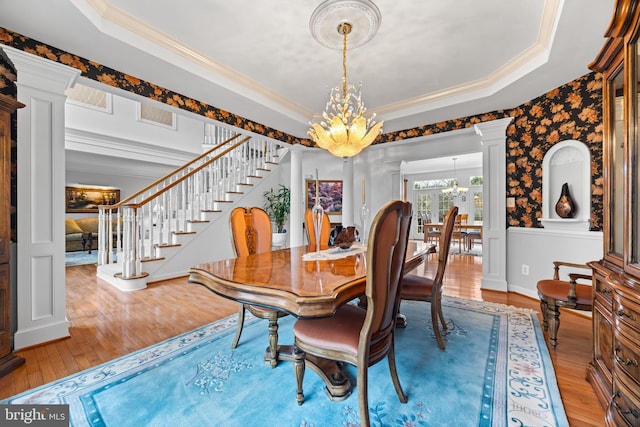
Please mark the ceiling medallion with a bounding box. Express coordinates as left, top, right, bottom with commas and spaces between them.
310, 0, 381, 50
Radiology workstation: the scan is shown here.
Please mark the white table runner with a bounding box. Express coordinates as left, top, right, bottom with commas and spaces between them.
302, 244, 366, 261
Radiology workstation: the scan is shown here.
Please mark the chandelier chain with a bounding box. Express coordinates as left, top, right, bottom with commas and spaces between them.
341, 23, 349, 101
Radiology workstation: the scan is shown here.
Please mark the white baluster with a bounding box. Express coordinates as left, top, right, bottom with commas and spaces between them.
121, 207, 136, 278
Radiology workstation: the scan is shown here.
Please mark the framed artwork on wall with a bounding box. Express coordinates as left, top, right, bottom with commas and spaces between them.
305, 180, 343, 215
65, 186, 120, 213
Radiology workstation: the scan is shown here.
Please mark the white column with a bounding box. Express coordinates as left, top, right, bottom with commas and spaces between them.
342, 157, 354, 226
290, 149, 304, 247
3, 46, 80, 349
474, 117, 513, 292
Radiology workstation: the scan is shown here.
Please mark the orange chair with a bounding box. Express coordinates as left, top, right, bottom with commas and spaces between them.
536, 261, 592, 348
304, 209, 331, 248
292, 200, 413, 426
399, 205, 458, 350
229, 207, 288, 367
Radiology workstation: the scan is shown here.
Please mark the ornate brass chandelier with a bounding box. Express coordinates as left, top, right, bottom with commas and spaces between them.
308, 1, 382, 158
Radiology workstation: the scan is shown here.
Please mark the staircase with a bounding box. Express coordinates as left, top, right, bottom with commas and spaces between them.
96, 132, 287, 291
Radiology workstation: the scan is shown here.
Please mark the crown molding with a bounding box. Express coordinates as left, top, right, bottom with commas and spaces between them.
70, 0, 313, 123
70, 0, 563, 128
375, 0, 563, 119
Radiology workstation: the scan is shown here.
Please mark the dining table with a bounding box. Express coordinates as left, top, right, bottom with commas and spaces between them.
188, 240, 434, 401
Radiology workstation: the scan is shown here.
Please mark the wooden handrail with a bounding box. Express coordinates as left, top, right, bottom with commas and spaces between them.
113, 135, 252, 209
105, 133, 242, 209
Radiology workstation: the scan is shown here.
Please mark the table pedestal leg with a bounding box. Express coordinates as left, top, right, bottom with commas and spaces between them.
267, 345, 352, 401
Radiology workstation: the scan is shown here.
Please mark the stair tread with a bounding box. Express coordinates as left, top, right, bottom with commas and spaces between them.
155, 243, 182, 248
141, 257, 165, 263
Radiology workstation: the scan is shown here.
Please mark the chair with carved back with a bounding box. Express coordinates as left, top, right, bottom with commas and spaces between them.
399, 205, 458, 350
536, 261, 593, 349
292, 200, 413, 426
304, 209, 331, 248
229, 207, 288, 368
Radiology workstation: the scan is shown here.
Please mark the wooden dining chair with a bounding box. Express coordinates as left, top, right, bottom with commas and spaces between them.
229, 207, 288, 368
452, 213, 468, 253
304, 209, 331, 248
465, 226, 482, 251
423, 213, 441, 246
536, 261, 593, 349
292, 200, 413, 426
399, 205, 458, 350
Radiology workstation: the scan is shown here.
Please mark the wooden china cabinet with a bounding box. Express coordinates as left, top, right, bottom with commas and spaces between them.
588, 0, 640, 424
0, 94, 24, 377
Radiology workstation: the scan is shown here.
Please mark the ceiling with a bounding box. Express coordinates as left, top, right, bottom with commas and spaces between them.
0, 0, 614, 143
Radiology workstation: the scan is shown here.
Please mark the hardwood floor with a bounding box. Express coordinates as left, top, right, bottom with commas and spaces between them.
0, 250, 605, 426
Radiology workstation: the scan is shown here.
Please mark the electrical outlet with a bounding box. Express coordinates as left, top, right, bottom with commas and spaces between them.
521, 264, 529, 275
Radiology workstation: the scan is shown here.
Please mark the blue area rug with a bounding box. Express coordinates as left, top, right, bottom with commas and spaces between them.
65, 251, 98, 266
2, 297, 567, 427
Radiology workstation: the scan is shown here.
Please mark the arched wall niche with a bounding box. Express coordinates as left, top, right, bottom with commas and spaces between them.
540, 139, 591, 230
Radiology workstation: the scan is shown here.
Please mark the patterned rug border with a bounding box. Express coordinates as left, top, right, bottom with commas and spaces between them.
3, 297, 566, 427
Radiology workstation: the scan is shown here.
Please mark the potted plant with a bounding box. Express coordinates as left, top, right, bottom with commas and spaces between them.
263, 184, 290, 247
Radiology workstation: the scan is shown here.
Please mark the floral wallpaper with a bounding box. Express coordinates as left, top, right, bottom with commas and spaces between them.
378, 73, 603, 230
0, 26, 310, 147
0, 26, 603, 231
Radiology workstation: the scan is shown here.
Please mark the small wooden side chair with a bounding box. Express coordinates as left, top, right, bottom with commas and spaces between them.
229, 207, 288, 367
304, 209, 331, 248
536, 261, 593, 349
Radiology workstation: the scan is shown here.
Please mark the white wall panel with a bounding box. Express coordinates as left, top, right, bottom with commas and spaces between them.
507, 227, 603, 298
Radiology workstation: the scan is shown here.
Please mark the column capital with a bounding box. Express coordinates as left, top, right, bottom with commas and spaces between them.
474, 117, 514, 143
2, 45, 80, 94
